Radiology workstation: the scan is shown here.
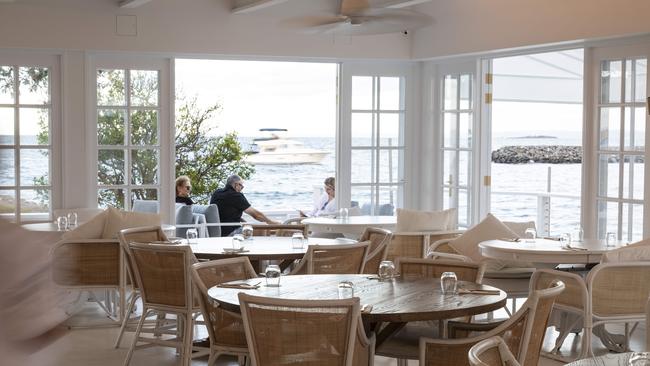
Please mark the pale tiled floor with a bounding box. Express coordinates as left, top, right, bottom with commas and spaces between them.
23, 302, 647, 366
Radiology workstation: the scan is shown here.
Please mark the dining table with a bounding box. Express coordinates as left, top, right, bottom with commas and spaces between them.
565, 352, 639, 365
302, 215, 396, 237
190, 236, 356, 271
207, 274, 506, 346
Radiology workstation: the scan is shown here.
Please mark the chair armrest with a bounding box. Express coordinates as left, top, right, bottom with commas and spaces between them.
447, 320, 506, 339
426, 251, 472, 262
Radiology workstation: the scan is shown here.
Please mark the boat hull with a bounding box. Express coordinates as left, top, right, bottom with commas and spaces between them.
246, 151, 328, 165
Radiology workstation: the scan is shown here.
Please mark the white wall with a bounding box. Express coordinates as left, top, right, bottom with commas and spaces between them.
412, 0, 650, 59
0, 0, 411, 60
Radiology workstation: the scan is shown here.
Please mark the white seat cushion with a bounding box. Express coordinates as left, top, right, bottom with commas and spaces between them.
101, 207, 161, 239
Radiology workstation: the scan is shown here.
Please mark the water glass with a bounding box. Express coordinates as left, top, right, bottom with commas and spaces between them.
67, 212, 78, 228
265, 264, 281, 287
56, 216, 68, 231
232, 234, 245, 250
291, 232, 305, 249
378, 260, 396, 280
629, 352, 650, 366
440, 272, 457, 295
524, 228, 537, 243
606, 232, 617, 249
338, 208, 349, 220
559, 233, 572, 246
186, 228, 198, 244
241, 224, 254, 240
337, 280, 355, 299
574, 225, 584, 242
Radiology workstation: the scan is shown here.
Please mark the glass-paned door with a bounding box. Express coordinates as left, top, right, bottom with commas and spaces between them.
441, 73, 474, 228
95, 67, 162, 210
596, 56, 647, 242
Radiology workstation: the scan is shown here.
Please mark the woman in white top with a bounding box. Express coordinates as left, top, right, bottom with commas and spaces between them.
300, 177, 336, 217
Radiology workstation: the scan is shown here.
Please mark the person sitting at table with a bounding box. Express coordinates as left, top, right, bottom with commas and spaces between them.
210, 174, 279, 236
300, 177, 336, 217
175, 175, 194, 205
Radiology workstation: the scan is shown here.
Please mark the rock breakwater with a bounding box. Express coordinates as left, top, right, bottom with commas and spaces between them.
492, 145, 582, 164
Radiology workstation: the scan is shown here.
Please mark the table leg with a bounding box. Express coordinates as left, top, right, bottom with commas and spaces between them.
372, 322, 407, 347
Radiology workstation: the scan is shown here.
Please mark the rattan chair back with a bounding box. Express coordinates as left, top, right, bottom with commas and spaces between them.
290, 242, 371, 275
191, 257, 257, 349
468, 336, 521, 366
128, 242, 193, 310
360, 227, 392, 274
252, 224, 308, 237
387, 232, 461, 262
238, 293, 361, 366
118, 226, 169, 287
51, 239, 120, 287
396, 257, 485, 284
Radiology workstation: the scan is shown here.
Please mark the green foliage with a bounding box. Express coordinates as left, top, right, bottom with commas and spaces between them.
175, 97, 254, 203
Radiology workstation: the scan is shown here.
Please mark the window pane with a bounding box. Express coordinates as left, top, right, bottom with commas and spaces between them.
0, 107, 14, 145
98, 188, 125, 209
98, 149, 124, 185
459, 74, 471, 110
20, 189, 49, 217
622, 203, 643, 243
459, 151, 470, 186
599, 107, 620, 150
598, 154, 619, 198
0, 149, 15, 185
379, 113, 399, 146
601, 60, 622, 104
0, 66, 14, 104
351, 149, 373, 183
0, 189, 15, 215
351, 185, 372, 214
459, 112, 472, 149
443, 75, 458, 110
20, 148, 48, 186
379, 77, 400, 111
130, 110, 158, 145
597, 200, 619, 239
352, 76, 373, 110
130, 70, 158, 107
625, 60, 633, 103
622, 155, 644, 200
443, 188, 451, 209
443, 150, 457, 187
632, 107, 645, 151
443, 113, 457, 148
97, 69, 125, 106
19, 67, 49, 105
379, 149, 399, 183
351, 113, 372, 146
635, 59, 647, 102
98, 109, 125, 145
19, 108, 48, 145
131, 149, 158, 185
458, 188, 469, 227
377, 186, 396, 215
131, 188, 158, 204
549, 197, 582, 236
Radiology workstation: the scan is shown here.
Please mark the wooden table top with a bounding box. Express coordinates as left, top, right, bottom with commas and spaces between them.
208, 274, 506, 323
191, 236, 356, 261
479, 238, 626, 264
565, 352, 634, 365
302, 215, 396, 236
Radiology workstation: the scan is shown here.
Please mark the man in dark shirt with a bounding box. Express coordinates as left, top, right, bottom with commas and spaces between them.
210, 174, 279, 236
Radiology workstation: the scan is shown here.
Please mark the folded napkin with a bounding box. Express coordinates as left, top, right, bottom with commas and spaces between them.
222, 248, 250, 254
217, 282, 260, 290
457, 289, 501, 295
562, 244, 588, 251
366, 274, 400, 280
500, 237, 520, 242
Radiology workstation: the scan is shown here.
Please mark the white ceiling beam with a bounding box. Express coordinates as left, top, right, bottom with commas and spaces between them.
374, 0, 432, 8
119, 0, 153, 8
232, 0, 288, 14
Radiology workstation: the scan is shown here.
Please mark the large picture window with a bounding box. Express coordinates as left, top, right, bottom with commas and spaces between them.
0, 64, 53, 222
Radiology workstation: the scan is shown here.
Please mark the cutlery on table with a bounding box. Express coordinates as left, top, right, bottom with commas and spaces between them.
457, 289, 501, 295
217, 281, 261, 289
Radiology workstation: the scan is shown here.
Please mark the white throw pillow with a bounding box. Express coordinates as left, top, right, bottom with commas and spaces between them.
601, 241, 650, 263
101, 207, 161, 239
61, 210, 107, 240
396, 208, 451, 232
448, 213, 518, 263
502, 220, 536, 238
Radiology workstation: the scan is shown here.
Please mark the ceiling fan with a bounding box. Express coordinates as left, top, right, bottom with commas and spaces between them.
283, 0, 432, 36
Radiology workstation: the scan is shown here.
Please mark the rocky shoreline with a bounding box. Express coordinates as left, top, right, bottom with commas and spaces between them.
492, 145, 582, 164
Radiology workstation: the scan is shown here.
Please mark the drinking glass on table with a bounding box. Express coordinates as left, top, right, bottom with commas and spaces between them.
264, 264, 281, 287
559, 233, 572, 247
186, 228, 198, 244
440, 272, 457, 295
291, 232, 305, 249
67, 212, 78, 228
56, 216, 68, 231
524, 228, 537, 243
337, 281, 355, 299
606, 232, 617, 249
378, 260, 396, 281
629, 352, 650, 366
241, 224, 254, 240
232, 234, 245, 250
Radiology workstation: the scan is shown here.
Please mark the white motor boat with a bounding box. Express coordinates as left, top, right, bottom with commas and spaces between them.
246, 129, 328, 165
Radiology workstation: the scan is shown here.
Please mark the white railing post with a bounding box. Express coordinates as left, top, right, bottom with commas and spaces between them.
537, 195, 550, 237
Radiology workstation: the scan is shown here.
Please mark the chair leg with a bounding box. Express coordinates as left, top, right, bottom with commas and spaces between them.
114, 292, 139, 348
397, 359, 408, 366
181, 313, 194, 366
123, 307, 151, 366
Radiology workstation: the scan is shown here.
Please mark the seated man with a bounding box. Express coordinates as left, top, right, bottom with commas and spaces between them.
210, 174, 279, 236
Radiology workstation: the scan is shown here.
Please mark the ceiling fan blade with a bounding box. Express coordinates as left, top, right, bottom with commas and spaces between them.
338, 9, 432, 35
340, 0, 370, 15
280, 14, 349, 30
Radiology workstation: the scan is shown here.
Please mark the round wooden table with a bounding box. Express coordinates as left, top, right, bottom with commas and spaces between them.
479, 238, 625, 265
302, 215, 396, 237
208, 274, 506, 345
565, 352, 635, 365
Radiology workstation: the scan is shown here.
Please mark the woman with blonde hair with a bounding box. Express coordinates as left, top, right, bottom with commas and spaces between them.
175, 175, 194, 205
300, 177, 336, 217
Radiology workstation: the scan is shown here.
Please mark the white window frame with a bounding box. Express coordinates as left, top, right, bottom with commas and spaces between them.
87, 55, 173, 222
0, 51, 61, 223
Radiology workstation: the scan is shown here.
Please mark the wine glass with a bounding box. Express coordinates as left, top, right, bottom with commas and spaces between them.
524, 228, 537, 243
264, 264, 281, 287
186, 228, 198, 244
378, 260, 396, 280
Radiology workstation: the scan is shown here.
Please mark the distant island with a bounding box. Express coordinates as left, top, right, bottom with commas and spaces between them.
507, 135, 557, 139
